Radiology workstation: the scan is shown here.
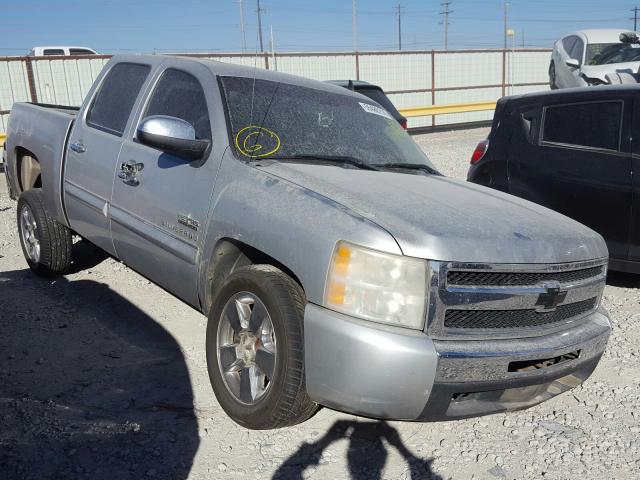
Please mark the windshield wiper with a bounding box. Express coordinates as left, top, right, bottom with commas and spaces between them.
372, 162, 440, 175
260, 154, 379, 171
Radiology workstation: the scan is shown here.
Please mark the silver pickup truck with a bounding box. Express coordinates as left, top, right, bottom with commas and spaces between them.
4, 55, 611, 430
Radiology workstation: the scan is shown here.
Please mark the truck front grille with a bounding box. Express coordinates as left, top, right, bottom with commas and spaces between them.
427, 259, 607, 339
447, 266, 603, 287
444, 297, 597, 329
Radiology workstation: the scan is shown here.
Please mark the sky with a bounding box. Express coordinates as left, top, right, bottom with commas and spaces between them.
2, 0, 640, 55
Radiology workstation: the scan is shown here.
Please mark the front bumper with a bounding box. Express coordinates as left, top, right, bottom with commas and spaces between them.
304, 304, 610, 421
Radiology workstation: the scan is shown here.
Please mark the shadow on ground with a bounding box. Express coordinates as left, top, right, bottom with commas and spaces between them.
0, 269, 199, 480
273, 420, 442, 480
607, 270, 640, 288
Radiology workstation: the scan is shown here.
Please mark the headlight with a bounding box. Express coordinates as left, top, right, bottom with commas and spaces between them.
324, 241, 428, 329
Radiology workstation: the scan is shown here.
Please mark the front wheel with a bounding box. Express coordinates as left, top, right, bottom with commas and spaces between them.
17, 188, 72, 276
205, 265, 317, 429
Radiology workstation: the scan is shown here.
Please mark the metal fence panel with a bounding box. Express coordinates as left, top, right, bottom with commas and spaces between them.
274, 54, 357, 81
435, 51, 503, 89
0, 61, 30, 111
0, 49, 553, 135
32, 57, 109, 105
358, 52, 432, 91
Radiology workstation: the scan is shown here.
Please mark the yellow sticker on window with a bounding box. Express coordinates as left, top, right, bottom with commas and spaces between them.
235, 125, 281, 158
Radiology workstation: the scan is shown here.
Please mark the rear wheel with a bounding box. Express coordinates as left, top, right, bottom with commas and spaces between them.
17, 188, 72, 276
549, 62, 558, 90
206, 265, 317, 429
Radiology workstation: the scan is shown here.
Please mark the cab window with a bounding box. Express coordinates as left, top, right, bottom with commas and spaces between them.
541, 101, 622, 151
86, 63, 151, 136
143, 69, 211, 141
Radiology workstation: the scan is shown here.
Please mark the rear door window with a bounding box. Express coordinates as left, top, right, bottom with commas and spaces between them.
69, 48, 95, 55
86, 63, 151, 136
541, 101, 622, 151
143, 68, 211, 141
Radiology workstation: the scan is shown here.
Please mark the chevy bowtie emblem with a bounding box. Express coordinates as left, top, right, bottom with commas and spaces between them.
535, 286, 568, 312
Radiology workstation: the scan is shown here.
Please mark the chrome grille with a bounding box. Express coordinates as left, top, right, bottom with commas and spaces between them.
447, 266, 603, 287
426, 259, 607, 340
444, 297, 597, 329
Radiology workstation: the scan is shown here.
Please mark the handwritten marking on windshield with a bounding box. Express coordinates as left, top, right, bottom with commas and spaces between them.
235, 125, 281, 158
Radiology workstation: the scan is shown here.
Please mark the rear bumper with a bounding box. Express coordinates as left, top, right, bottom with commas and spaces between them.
304, 304, 610, 421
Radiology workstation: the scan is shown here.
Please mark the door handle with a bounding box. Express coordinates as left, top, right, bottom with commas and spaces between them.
69, 141, 86, 153
118, 161, 144, 186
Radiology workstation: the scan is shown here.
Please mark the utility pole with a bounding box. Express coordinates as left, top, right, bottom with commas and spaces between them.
257, 0, 265, 53
632, 6, 639, 31
238, 0, 247, 52
503, 1, 509, 50
269, 24, 277, 71
440, 2, 452, 50
521, 30, 525, 49
396, 4, 403, 51
352, 0, 357, 52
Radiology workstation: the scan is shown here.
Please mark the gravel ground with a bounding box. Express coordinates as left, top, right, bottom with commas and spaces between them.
1, 127, 639, 480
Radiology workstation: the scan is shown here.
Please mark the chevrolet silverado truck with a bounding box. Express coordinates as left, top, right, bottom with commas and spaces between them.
4, 55, 611, 430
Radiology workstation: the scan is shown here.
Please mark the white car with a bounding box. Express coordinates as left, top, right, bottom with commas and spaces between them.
28, 46, 97, 56
550, 29, 640, 88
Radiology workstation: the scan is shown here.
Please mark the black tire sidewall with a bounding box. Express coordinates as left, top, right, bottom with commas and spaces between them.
17, 190, 53, 274
205, 267, 304, 429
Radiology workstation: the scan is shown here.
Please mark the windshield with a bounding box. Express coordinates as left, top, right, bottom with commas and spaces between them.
586, 43, 640, 65
219, 76, 434, 169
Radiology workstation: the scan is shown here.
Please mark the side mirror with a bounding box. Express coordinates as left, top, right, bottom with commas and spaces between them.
565, 58, 580, 69
137, 115, 209, 160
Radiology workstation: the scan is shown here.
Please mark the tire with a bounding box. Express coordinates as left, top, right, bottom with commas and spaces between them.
206, 265, 317, 429
17, 188, 72, 276
549, 62, 558, 90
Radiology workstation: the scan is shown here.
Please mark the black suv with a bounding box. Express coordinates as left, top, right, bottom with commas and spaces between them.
468, 85, 639, 273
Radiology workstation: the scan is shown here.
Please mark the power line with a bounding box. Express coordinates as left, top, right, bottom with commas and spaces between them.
440, 2, 452, 50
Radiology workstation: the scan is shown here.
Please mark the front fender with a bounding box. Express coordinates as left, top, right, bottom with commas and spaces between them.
197, 152, 401, 309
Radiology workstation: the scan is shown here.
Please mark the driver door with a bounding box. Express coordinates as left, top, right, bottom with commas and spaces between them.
109, 63, 220, 306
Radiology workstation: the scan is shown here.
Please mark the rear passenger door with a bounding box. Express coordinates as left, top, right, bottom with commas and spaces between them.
109, 64, 219, 306
509, 98, 632, 261
64, 61, 151, 255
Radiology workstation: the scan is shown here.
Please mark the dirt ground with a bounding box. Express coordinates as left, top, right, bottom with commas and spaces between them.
1, 128, 639, 480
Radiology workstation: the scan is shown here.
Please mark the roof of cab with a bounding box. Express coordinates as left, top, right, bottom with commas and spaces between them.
108, 54, 366, 99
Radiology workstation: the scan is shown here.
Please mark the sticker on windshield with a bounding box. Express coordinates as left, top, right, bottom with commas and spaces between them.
235, 125, 281, 158
359, 102, 393, 120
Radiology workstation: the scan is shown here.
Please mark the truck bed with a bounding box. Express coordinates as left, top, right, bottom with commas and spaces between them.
4, 102, 76, 226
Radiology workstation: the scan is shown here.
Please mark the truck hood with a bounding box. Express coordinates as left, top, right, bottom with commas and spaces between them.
581, 62, 640, 82
256, 163, 607, 264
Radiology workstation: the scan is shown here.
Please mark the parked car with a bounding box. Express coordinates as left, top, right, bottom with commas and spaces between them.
326, 80, 408, 128
468, 85, 640, 273
28, 46, 98, 56
550, 29, 640, 89
5, 55, 610, 429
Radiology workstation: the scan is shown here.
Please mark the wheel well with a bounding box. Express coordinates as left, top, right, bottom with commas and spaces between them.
16, 148, 41, 193
204, 238, 304, 312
